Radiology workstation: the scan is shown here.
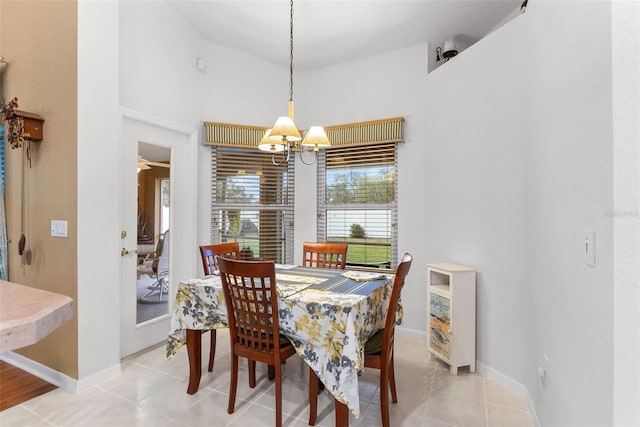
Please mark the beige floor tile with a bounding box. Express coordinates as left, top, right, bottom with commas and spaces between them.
254, 375, 314, 420
431, 368, 486, 401
485, 381, 528, 411
2, 334, 535, 427
0, 405, 53, 427
224, 402, 305, 427
21, 386, 104, 418
166, 389, 239, 427
41, 390, 148, 426
487, 403, 533, 427
425, 390, 487, 426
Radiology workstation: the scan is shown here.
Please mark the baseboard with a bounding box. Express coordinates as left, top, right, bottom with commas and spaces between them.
0, 351, 122, 394
477, 361, 541, 427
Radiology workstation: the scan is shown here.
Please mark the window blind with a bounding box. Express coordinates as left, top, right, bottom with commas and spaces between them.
318, 142, 398, 270
211, 146, 294, 264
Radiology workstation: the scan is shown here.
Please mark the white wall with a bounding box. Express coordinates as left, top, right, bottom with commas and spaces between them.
524, 3, 614, 425
119, 1, 203, 130
77, 0, 121, 379
298, 45, 428, 327
424, 2, 617, 425
296, 2, 624, 425
424, 3, 531, 398
612, 1, 640, 424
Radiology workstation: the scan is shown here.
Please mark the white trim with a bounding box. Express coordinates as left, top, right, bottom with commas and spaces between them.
0, 351, 121, 394
120, 107, 198, 138
118, 107, 199, 355
118, 109, 198, 253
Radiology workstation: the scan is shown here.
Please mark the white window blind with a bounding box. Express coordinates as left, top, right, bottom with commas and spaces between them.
211, 146, 294, 264
318, 142, 398, 270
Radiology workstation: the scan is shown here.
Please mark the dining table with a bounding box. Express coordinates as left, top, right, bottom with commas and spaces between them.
166, 264, 401, 424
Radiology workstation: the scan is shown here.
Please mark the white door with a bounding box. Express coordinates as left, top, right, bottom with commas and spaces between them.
120, 111, 198, 357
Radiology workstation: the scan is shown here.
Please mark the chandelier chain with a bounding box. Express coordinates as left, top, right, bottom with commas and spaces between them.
289, 0, 294, 102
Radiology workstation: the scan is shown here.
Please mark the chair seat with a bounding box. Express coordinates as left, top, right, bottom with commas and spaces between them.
364, 328, 384, 355
279, 335, 292, 346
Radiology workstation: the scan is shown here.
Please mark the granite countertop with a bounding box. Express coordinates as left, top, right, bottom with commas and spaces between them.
0, 280, 74, 353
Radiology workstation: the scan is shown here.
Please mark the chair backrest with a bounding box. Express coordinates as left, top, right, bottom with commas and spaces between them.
217, 257, 285, 355
381, 253, 412, 357
199, 242, 240, 275
302, 242, 348, 269
150, 232, 165, 273
157, 229, 170, 275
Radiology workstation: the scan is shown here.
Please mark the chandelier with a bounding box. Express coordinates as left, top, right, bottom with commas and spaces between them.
258, 0, 330, 165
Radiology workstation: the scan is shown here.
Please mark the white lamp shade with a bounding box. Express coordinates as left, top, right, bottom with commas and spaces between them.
270, 116, 302, 142
301, 126, 331, 150
258, 129, 286, 152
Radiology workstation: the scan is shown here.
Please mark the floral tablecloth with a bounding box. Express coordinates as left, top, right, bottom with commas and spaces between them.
167, 267, 400, 419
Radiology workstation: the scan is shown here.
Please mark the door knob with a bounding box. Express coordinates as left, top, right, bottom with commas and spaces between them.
121, 248, 137, 256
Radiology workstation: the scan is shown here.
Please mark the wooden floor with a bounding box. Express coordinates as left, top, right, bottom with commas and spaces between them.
0, 360, 57, 411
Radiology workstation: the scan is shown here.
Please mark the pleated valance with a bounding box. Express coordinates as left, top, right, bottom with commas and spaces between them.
204, 116, 404, 148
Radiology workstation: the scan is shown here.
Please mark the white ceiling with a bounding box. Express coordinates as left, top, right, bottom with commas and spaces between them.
166, 0, 523, 70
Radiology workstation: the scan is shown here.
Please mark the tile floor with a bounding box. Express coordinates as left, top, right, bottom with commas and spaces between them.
0, 330, 533, 426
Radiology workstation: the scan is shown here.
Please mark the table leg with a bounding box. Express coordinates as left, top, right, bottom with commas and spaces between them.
334, 399, 349, 427
186, 329, 202, 394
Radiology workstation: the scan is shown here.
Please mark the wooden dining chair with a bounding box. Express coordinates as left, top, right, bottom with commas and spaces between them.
308, 252, 413, 427
199, 242, 240, 275
302, 242, 348, 269
217, 257, 296, 427
197, 242, 240, 373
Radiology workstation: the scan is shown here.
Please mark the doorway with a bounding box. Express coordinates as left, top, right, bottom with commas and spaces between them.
120, 111, 198, 357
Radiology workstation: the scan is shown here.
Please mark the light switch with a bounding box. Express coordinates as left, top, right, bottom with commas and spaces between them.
51, 220, 68, 238
585, 229, 595, 267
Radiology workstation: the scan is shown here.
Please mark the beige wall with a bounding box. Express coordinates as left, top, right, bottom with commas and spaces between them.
1, 0, 78, 378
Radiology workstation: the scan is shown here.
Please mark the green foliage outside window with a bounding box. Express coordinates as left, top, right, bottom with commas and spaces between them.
350, 223, 366, 238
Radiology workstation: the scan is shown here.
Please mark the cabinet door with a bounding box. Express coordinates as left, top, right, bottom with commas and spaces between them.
429, 292, 452, 360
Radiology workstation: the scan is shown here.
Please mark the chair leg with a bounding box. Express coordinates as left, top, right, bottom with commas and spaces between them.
208, 329, 217, 372
379, 365, 390, 427
268, 364, 275, 380
248, 359, 256, 388
309, 367, 319, 426
275, 362, 283, 427
335, 400, 349, 427
228, 354, 238, 414
389, 354, 398, 404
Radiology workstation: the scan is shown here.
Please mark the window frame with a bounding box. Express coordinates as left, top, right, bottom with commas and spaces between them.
210, 146, 295, 264
317, 142, 399, 270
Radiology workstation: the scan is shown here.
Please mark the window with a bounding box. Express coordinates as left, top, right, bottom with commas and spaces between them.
318, 142, 398, 270
159, 178, 170, 234
211, 146, 294, 264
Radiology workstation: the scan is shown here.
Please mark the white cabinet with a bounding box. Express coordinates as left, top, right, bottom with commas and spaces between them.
427, 263, 476, 375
